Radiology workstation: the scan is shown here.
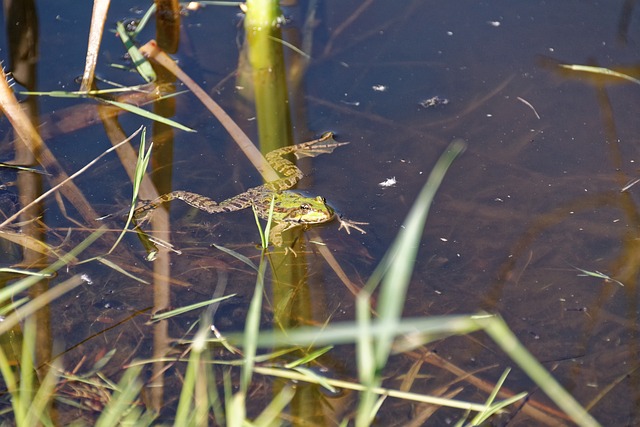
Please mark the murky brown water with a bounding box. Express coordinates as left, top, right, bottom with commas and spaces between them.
2, 0, 640, 424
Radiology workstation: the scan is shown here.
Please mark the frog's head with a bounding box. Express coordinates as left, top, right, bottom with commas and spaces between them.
284, 195, 334, 224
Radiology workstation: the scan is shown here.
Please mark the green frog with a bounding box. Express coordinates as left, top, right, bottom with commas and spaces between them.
134, 133, 361, 247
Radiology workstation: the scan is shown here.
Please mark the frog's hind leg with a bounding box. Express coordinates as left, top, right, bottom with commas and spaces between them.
134, 191, 222, 223
264, 133, 349, 192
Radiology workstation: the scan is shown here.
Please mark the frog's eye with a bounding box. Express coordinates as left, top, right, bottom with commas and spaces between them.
300, 203, 310, 210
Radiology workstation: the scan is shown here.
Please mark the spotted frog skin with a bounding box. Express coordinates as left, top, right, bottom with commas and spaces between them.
134, 134, 346, 246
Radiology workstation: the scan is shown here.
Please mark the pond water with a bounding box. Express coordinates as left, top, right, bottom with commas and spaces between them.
1, 0, 640, 425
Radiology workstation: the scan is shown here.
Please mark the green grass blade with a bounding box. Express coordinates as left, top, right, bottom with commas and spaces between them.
0, 268, 54, 277
373, 139, 466, 368
559, 63, 640, 86
175, 315, 212, 425
18, 316, 37, 427
252, 384, 295, 427
94, 365, 144, 427
131, 4, 157, 39
0, 163, 50, 175
96, 257, 150, 284
107, 128, 153, 255
470, 368, 523, 425
241, 254, 268, 392
475, 314, 601, 427
150, 294, 237, 322
0, 345, 22, 424
116, 21, 156, 83
242, 314, 484, 348
253, 366, 491, 412
100, 98, 196, 132
283, 346, 333, 368
212, 244, 258, 271
0, 227, 106, 305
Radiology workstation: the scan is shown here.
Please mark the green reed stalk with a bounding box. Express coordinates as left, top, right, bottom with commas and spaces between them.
243, 0, 293, 150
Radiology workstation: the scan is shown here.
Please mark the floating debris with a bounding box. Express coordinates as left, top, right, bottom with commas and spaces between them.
379, 177, 397, 188
419, 96, 449, 109
372, 84, 388, 92
621, 177, 640, 192
517, 96, 541, 119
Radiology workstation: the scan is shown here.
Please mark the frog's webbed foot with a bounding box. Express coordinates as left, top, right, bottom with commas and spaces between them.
283, 246, 298, 257
132, 191, 182, 225
292, 132, 350, 160
132, 200, 156, 225
337, 216, 368, 235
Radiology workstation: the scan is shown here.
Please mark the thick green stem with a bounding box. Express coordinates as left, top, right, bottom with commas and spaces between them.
244, 0, 293, 152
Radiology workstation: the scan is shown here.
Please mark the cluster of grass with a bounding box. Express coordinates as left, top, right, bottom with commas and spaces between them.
0, 137, 600, 425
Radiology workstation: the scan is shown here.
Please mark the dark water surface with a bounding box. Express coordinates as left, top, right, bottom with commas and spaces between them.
2, 0, 640, 425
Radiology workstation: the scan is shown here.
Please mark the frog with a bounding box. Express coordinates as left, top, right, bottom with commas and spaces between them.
133, 133, 363, 247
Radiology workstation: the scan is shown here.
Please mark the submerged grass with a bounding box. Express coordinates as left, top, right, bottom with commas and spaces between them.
0, 230, 106, 426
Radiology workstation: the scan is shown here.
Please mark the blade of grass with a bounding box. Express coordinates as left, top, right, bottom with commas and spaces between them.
150, 294, 237, 322
18, 315, 36, 426
475, 314, 601, 427
252, 194, 276, 249
107, 127, 153, 255
0, 227, 106, 306
283, 345, 333, 368
227, 389, 246, 427
243, 314, 484, 348
175, 311, 213, 425
373, 139, 466, 365
252, 384, 296, 427
0, 163, 50, 175
94, 365, 145, 427
572, 265, 624, 287
241, 253, 268, 392
130, 3, 157, 38
100, 99, 195, 132
212, 244, 258, 271
0, 297, 28, 316
0, 346, 21, 423
253, 366, 491, 412
559, 63, 640, 86
355, 140, 465, 424
0, 268, 54, 278
470, 368, 518, 425
24, 358, 59, 427
116, 21, 156, 83
96, 257, 149, 285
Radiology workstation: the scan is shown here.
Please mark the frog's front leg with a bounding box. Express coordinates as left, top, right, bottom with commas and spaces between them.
268, 222, 289, 247
268, 221, 306, 247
